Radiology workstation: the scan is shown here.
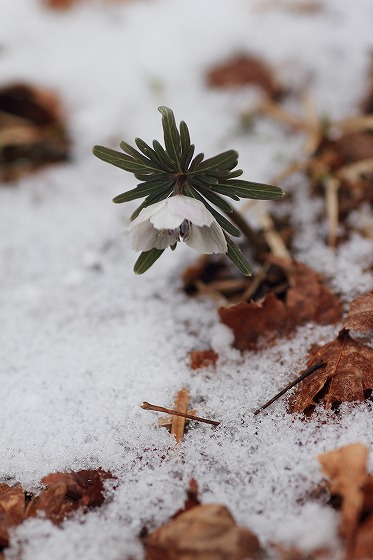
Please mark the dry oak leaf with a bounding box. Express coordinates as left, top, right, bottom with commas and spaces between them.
318, 443, 369, 545
143, 503, 261, 560
207, 53, 283, 100
219, 260, 342, 350
26, 469, 113, 524
342, 293, 373, 333
190, 350, 219, 370
0, 484, 25, 547
290, 329, 373, 413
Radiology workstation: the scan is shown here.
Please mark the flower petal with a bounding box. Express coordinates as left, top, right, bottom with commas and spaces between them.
126, 199, 168, 231
129, 220, 159, 252
149, 202, 184, 230
167, 195, 214, 227
186, 221, 227, 254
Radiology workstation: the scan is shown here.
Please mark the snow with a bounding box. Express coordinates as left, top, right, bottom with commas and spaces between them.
1, 0, 373, 558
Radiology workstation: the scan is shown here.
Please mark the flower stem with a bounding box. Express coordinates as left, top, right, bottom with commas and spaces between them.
227, 206, 268, 257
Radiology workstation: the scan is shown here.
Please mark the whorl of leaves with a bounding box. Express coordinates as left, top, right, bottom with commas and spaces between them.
93, 106, 284, 274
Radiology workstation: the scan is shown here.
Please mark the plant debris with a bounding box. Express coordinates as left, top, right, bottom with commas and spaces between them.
143, 503, 262, 560
189, 349, 218, 370
0, 83, 70, 182
0, 469, 113, 553
207, 53, 284, 100
219, 259, 342, 350
318, 443, 373, 559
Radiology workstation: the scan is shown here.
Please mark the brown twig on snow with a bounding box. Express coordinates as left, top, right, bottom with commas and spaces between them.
141, 402, 220, 426
253, 361, 327, 415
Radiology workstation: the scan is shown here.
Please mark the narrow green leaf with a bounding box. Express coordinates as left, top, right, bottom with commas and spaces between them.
196, 150, 238, 173
208, 184, 240, 201
225, 236, 252, 276
135, 138, 165, 170
170, 243, 177, 251
221, 180, 285, 200
206, 168, 243, 180
184, 186, 241, 237
191, 183, 234, 213
188, 152, 204, 172
181, 143, 195, 171
113, 177, 174, 204
158, 106, 181, 167
93, 145, 159, 174
179, 120, 191, 155
134, 248, 164, 274
119, 141, 152, 166
152, 140, 176, 171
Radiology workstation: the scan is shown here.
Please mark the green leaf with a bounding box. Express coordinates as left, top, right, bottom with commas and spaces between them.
170, 243, 177, 251
135, 138, 165, 170
188, 152, 204, 172
93, 145, 159, 174
158, 106, 181, 167
225, 235, 252, 276
180, 144, 195, 171
221, 180, 285, 200
191, 183, 234, 214
134, 248, 164, 274
184, 186, 241, 237
113, 176, 175, 204
180, 120, 191, 155
196, 150, 238, 173
152, 140, 176, 172
207, 183, 240, 201
119, 141, 152, 165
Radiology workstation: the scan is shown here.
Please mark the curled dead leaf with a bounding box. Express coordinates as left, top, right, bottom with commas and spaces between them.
290, 330, 373, 413
342, 293, 373, 333
207, 53, 284, 99
219, 260, 342, 350
143, 503, 261, 560
190, 350, 218, 370
0, 83, 70, 182
0, 485, 25, 547
318, 443, 368, 544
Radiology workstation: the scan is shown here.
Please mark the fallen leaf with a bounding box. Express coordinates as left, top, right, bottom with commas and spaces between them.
290, 329, 373, 413
0, 83, 70, 182
353, 512, 373, 559
271, 542, 332, 559
318, 443, 369, 545
0, 485, 25, 547
172, 479, 201, 519
219, 260, 342, 350
342, 293, 373, 333
207, 53, 283, 99
190, 350, 218, 370
143, 503, 261, 560
26, 469, 113, 524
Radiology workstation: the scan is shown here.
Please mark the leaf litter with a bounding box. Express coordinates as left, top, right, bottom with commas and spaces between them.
1, 1, 373, 559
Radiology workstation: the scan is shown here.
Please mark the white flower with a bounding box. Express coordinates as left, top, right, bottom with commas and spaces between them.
126, 194, 228, 254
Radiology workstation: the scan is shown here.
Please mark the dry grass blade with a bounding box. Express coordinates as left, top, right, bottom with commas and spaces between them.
324, 176, 340, 248
141, 402, 220, 427
171, 388, 189, 443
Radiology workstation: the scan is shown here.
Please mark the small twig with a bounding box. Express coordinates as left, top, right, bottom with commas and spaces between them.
253, 361, 327, 415
141, 402, 220, 426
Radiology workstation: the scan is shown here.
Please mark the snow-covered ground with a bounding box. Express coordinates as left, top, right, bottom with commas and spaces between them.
1, 1, 373, 558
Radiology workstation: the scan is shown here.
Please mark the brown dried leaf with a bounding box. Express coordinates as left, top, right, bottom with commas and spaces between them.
291, 330, 373, 413
353, 512, 373, 559
25, 469, 113, 524
271, 542, 332, 560
172, 479, 201, 520
207, 53, 283, 99
318, 443, 369, 545
342, 293, 373, 333
0, 83, 70, 182
143, 503, 262, 560
190, 350, 218, 370
219, 260, 342, 350
0, 485, 25, 547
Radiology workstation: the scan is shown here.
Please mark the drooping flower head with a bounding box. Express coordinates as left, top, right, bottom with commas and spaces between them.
93, 107, 284, 274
